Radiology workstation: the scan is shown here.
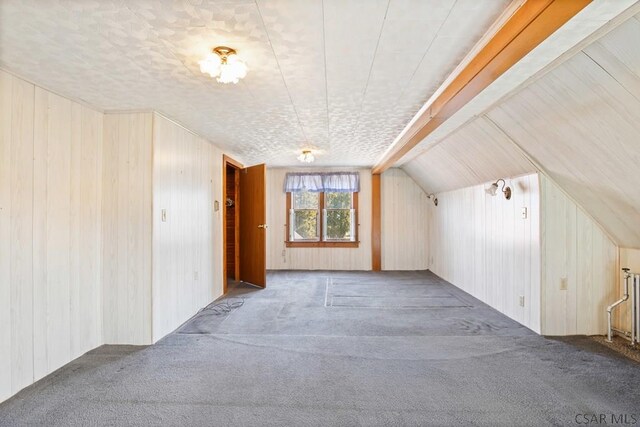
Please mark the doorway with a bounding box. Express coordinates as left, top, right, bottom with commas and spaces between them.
222, 155, 268, 293
223, 155, 242, 294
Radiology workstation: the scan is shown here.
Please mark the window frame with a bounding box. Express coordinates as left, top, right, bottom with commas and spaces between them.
285, 191, 359, 248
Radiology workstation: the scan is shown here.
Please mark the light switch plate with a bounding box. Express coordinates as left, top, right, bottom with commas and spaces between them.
161, 209, 167, 222
521, 207, 527, 219
560, 277, 568, 290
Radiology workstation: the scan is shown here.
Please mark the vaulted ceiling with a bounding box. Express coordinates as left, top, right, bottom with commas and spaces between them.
402, 5, 640, 248
0, 0, 508, 166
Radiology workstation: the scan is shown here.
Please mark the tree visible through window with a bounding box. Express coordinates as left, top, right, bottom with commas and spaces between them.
287, 190, 357, 246
324, 192, 352, 240
292, 192, 319, 240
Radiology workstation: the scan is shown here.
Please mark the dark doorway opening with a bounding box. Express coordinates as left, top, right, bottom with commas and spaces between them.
223, 156, 241, 294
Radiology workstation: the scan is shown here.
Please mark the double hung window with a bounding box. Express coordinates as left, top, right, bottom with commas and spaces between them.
284, 172, 359, 248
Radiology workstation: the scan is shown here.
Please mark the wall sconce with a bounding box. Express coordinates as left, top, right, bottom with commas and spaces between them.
486, 179, 511, 200
427, 193, 438, 206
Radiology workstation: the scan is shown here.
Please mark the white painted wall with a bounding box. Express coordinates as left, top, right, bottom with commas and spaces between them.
151, 114, 224, 342
266, 168, 372, 270
0, 70, 103, 401
428, 173, 542, 333
540, 175, 618, 336
381, 168, 430, 270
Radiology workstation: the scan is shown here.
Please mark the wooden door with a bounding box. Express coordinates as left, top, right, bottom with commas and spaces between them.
239, 164, 267, 287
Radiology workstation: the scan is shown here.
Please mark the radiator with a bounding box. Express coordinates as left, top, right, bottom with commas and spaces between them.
607, 270, 640, 345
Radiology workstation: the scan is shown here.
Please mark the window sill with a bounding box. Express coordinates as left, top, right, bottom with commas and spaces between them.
285, 241, 360, 248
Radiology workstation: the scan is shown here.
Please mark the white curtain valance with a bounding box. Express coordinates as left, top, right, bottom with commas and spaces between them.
284, 172, 360, 193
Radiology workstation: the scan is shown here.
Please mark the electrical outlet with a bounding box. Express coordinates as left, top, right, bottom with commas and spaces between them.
519, 296, 525, 307
521, 207, 528, 219
560, 277, 568, 291
194, 271, 199, 281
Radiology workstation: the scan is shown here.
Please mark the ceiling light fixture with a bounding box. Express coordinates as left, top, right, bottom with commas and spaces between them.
486, 178, 512, 200
199, 46, 247, 84
297, 150, 315, 163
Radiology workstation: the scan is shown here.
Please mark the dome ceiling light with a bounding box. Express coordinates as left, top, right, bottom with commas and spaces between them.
297, 150, 315, 163
199, 46, 247, 84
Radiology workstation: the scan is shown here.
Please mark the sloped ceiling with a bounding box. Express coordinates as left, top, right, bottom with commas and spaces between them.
403, 117, 534, 194
0, 0, 508, 167
402, 10, 640, 248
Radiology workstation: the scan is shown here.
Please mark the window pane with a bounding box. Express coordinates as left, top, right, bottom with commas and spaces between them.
293, 191, 319, 209
293, 210, 318, 240
325, 192, 351, 209
325, 209, 351, 240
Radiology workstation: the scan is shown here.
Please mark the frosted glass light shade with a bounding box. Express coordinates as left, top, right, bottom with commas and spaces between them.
199, 47, 248, 84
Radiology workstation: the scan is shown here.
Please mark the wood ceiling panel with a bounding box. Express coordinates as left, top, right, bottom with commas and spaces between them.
486, 31, 640, 247
398, 0, 639, 167
403, 116, 534, 194
590, 12, 640, 79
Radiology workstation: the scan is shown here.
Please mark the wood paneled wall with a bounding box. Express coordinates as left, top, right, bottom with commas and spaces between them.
381, 169, 430, 270
103, 112, 225, 343
151, 114, 222, 342
266, 168, 433, 271
540, 175, 618, 335
102, 113, 153, 345
428, 174, 542, 332
266, 168, 372, 270
211, 146, 225, 300
0, 70, 103, 401
1, 73, 227, 402
428, 172, 619, 335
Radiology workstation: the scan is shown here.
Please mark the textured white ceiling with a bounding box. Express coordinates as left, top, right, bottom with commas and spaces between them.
0, 0, 509, 166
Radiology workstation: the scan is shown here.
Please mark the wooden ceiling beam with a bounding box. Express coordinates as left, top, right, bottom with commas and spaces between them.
372, 0, 592, 175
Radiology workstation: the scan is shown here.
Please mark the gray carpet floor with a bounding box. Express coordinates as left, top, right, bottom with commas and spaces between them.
1, 270, 639, 426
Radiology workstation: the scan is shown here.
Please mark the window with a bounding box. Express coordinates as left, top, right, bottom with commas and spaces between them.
286, 191, 358, 247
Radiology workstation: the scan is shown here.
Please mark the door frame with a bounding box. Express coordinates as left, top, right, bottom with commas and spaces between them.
222, 154, 243, 294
